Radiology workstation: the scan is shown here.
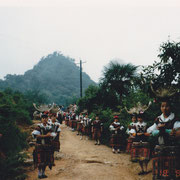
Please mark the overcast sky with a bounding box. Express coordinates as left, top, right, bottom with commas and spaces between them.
0, 0, 180, 82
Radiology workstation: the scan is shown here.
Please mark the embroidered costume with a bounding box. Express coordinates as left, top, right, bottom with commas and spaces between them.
91, 118, 103, 145
126, 122, 136, 153
109, 120, 124, 153
48, 121, 61, 152
32, 123, 54, 169
131, 121, 150, 163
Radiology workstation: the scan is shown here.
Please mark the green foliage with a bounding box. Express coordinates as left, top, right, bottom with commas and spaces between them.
77, 85, 100, 113
0, 90, 29, 153
122, 90, 158, 127
77, 61, 140, 120
101, 62, 138, 102
0, 88, 50, 179
141, 40, 180, 88
140, 40, 180, 118
0, 154, 27, 180
23, 90, 49, 120
122, 90, 151, 110
99, 108, 114, 145
77, 84, 119, 114
0, 89, 38, 180
158, 40, 180, 86
0, 52, 96, 106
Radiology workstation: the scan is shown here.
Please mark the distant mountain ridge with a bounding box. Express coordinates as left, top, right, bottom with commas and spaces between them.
0, 52, 96, 105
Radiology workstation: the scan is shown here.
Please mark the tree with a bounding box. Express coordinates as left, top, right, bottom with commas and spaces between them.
100, 62, 138, 103
77, 84, 120, 114
77, 85, 100, 113
141, 40, 180, 88
0, 89, 29, 180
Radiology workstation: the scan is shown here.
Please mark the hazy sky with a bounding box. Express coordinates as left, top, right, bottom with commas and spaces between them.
0, 0, 180, 82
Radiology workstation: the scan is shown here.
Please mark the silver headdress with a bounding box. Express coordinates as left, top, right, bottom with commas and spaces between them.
150, 81, 178, 99
82, 109, 88, 114
33, 103, 54, 112
125, 101, 151, 115
50, 104, 60, 114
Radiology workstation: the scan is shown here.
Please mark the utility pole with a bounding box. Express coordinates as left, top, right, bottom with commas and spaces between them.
80, 60, 82, 98
77, 59, 86, 98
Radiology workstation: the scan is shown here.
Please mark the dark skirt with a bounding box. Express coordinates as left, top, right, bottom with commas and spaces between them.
33, 144, 54, 168
152, 145, 180, 180
69, 120, 73, 128
72, 120, 77, 129
131, 142, 150, 162
126, 137, 133, 153
82, 126, 90, 135
92, 129, 101, 140
110, 134, 124, 148
51, 140, 60, 152
77, 122, 83, 132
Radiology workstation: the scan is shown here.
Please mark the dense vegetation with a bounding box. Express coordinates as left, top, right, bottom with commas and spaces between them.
77, 40, 180, 145
0, 89, 48, 180
0, 52, 95, 106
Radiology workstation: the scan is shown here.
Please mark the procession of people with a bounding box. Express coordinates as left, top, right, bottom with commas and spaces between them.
31, 87, 180, 180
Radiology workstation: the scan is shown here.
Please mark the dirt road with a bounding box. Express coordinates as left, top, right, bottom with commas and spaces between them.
27, 124, 152, 180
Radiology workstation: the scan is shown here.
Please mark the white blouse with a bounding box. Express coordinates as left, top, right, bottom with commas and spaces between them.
147, 113, 175, 133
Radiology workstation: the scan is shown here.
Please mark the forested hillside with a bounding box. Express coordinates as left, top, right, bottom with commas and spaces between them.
0, 52, 95, 105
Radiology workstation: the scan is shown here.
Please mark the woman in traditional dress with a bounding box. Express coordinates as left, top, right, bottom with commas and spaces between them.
147, 100, 177, 144
109, 116, 125, 153
91, 114, 103, 145
32, 114, 54, 179
48, 112, 61, 167
147, 100, 180, 179
81, 114, 91, 140
126, 114, 137, 154
133, 111, 150, 175
77, 113, 83, 137
126, 102, 151, 169
148, 84, 180, 179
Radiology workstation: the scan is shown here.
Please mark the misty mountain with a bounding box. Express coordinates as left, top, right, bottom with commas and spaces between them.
0, 52, 96, 105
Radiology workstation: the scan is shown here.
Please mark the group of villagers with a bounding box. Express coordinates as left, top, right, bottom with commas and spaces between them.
65, 86, 180, 179
31, 85, 180, 180
65, 111, 103, 145
124, 86, 180, 179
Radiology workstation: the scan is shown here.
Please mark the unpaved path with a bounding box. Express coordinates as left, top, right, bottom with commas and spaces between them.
27, 124, 152, 180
